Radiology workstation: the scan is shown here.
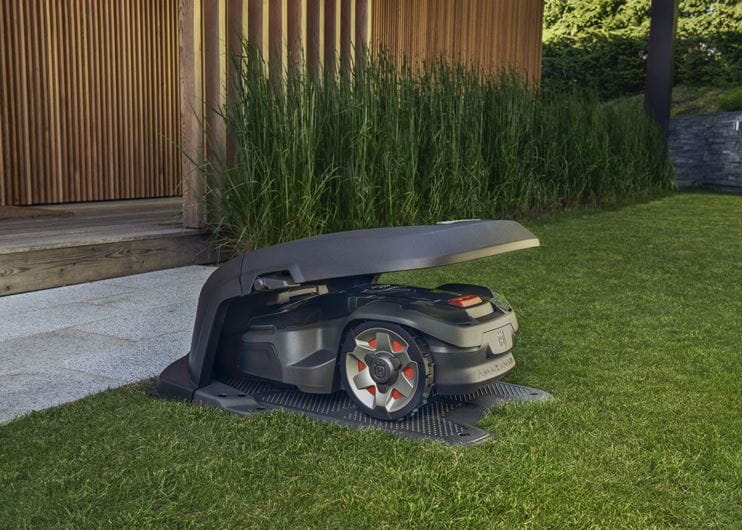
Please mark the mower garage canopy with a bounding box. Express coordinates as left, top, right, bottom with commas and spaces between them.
157, 220, 539, 406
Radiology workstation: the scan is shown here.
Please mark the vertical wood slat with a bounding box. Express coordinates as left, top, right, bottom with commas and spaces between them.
28, 0, 44, 202
0, 1, 5, 203
151, 0, 161, 197
306, 0, 320, 79
180, 0, 204, 228
354, 0, 368, 64
122, 0, 133, 199
0, 0, 180, 206
166, 0, 176, 196
104, 0, 117, 198
86, 0, 97, 199
247, 0, 262, 53
15, 0, 31, 203
134, 0, 144, 198
339, 0, 352, 72
79, 0, 90, 200
67, 0, 79, 201
90, 0, 103, 199
268, 0, 282, 82
0, 2, 10, 202
142, 0, 153, 198
205, 0, 226, 165
371, 0, 543, 85
46, 0, 63, 200
286, 0, 301, 76
227, 0, 245, 61
324, 0, 337, 74
58, 1, 71, 201
224, 0, 244, 167
203, 0, 226, 224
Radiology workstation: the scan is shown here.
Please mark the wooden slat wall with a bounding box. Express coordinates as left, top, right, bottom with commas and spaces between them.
217, 0, 542, 82
0, 0, 180, 206
220, 0, 371, 78
371, 0, 544, 84
1, 1, 544, 209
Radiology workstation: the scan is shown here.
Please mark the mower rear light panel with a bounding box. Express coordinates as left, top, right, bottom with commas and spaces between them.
447, 294, 483, 308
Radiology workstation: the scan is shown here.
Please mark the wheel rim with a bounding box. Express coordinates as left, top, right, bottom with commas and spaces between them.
345, 327, 418, 413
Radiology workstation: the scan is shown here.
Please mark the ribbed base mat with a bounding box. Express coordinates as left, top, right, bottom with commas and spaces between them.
193, 377, 552, 446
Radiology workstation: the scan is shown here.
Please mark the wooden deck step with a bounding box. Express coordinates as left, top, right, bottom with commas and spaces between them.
0, 199, 215, 296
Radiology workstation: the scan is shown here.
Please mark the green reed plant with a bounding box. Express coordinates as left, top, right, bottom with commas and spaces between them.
204, 44, 674, 252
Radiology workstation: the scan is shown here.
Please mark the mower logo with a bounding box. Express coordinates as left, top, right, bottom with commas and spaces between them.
373, 362, 387, 380
496, 329, 507, 347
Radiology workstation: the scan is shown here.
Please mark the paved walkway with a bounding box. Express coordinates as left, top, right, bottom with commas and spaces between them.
0, 265, 215, 423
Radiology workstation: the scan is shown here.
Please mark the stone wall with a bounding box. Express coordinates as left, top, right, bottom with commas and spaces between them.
668, 111, 742, 190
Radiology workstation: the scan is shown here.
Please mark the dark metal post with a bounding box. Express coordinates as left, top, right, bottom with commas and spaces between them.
645, 0, 678, 133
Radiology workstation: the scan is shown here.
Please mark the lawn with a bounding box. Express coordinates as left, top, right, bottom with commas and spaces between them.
1, 192, 740, 528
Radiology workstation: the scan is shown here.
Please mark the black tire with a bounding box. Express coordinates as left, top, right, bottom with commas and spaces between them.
340, 321, 433, 421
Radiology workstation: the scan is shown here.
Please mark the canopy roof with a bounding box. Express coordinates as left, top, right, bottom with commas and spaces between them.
239, 220, 540, 291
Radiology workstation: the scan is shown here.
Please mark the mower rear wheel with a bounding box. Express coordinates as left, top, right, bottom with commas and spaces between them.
340, 321, 433, 421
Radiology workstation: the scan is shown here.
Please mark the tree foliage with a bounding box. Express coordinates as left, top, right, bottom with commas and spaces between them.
542, 0, 742, 99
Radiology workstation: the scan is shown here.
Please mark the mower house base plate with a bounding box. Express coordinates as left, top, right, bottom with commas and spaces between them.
188, 373, 552, 446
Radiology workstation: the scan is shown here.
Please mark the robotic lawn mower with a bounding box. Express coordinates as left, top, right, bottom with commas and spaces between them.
157, 220, 547, 442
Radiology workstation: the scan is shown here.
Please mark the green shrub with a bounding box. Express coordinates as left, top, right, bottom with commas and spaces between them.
204, 47, 674, 252
718, 86, 742, 111
666, 84, 742, 115
542, 35, 647, 99
542, 0, 742, 100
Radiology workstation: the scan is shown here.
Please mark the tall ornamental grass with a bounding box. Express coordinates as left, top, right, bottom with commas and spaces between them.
205, 46, 674, 252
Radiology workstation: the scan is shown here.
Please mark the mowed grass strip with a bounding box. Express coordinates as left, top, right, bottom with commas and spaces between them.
1, 192, 740, 528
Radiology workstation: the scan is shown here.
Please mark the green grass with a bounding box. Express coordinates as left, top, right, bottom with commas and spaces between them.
621, 85, 742, 117
673, 85, 742, 116
1, 192, 740, 528
207, 48, 674, 252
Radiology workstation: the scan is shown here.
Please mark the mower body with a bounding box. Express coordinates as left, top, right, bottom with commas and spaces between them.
157, 220, 539, 419
217, 282, 518, 395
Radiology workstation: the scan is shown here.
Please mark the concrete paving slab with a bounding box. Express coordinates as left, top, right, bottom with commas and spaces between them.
0, 265, 216, 424
60, 330, 191, 383
73, 302, 196, 341
89, 282, 203, 312
0, 328, 134, 373
0, 282, 135, 314
0, 302, 128, 341
0, 368, 124, 424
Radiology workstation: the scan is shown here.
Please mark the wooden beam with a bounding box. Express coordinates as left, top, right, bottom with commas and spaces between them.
0, 198, 213, 295
226, 0, 244, 166
204, 0, 226, 164
0, 232, 213, 295
645, 0, 677, 134
179, 0, 205, 228
204, 0, 226, 224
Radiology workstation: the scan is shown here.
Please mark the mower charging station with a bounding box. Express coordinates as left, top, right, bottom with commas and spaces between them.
156, 220, 550, 445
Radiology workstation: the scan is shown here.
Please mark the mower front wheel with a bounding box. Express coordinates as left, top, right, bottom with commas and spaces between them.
340, 321, 433, 421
